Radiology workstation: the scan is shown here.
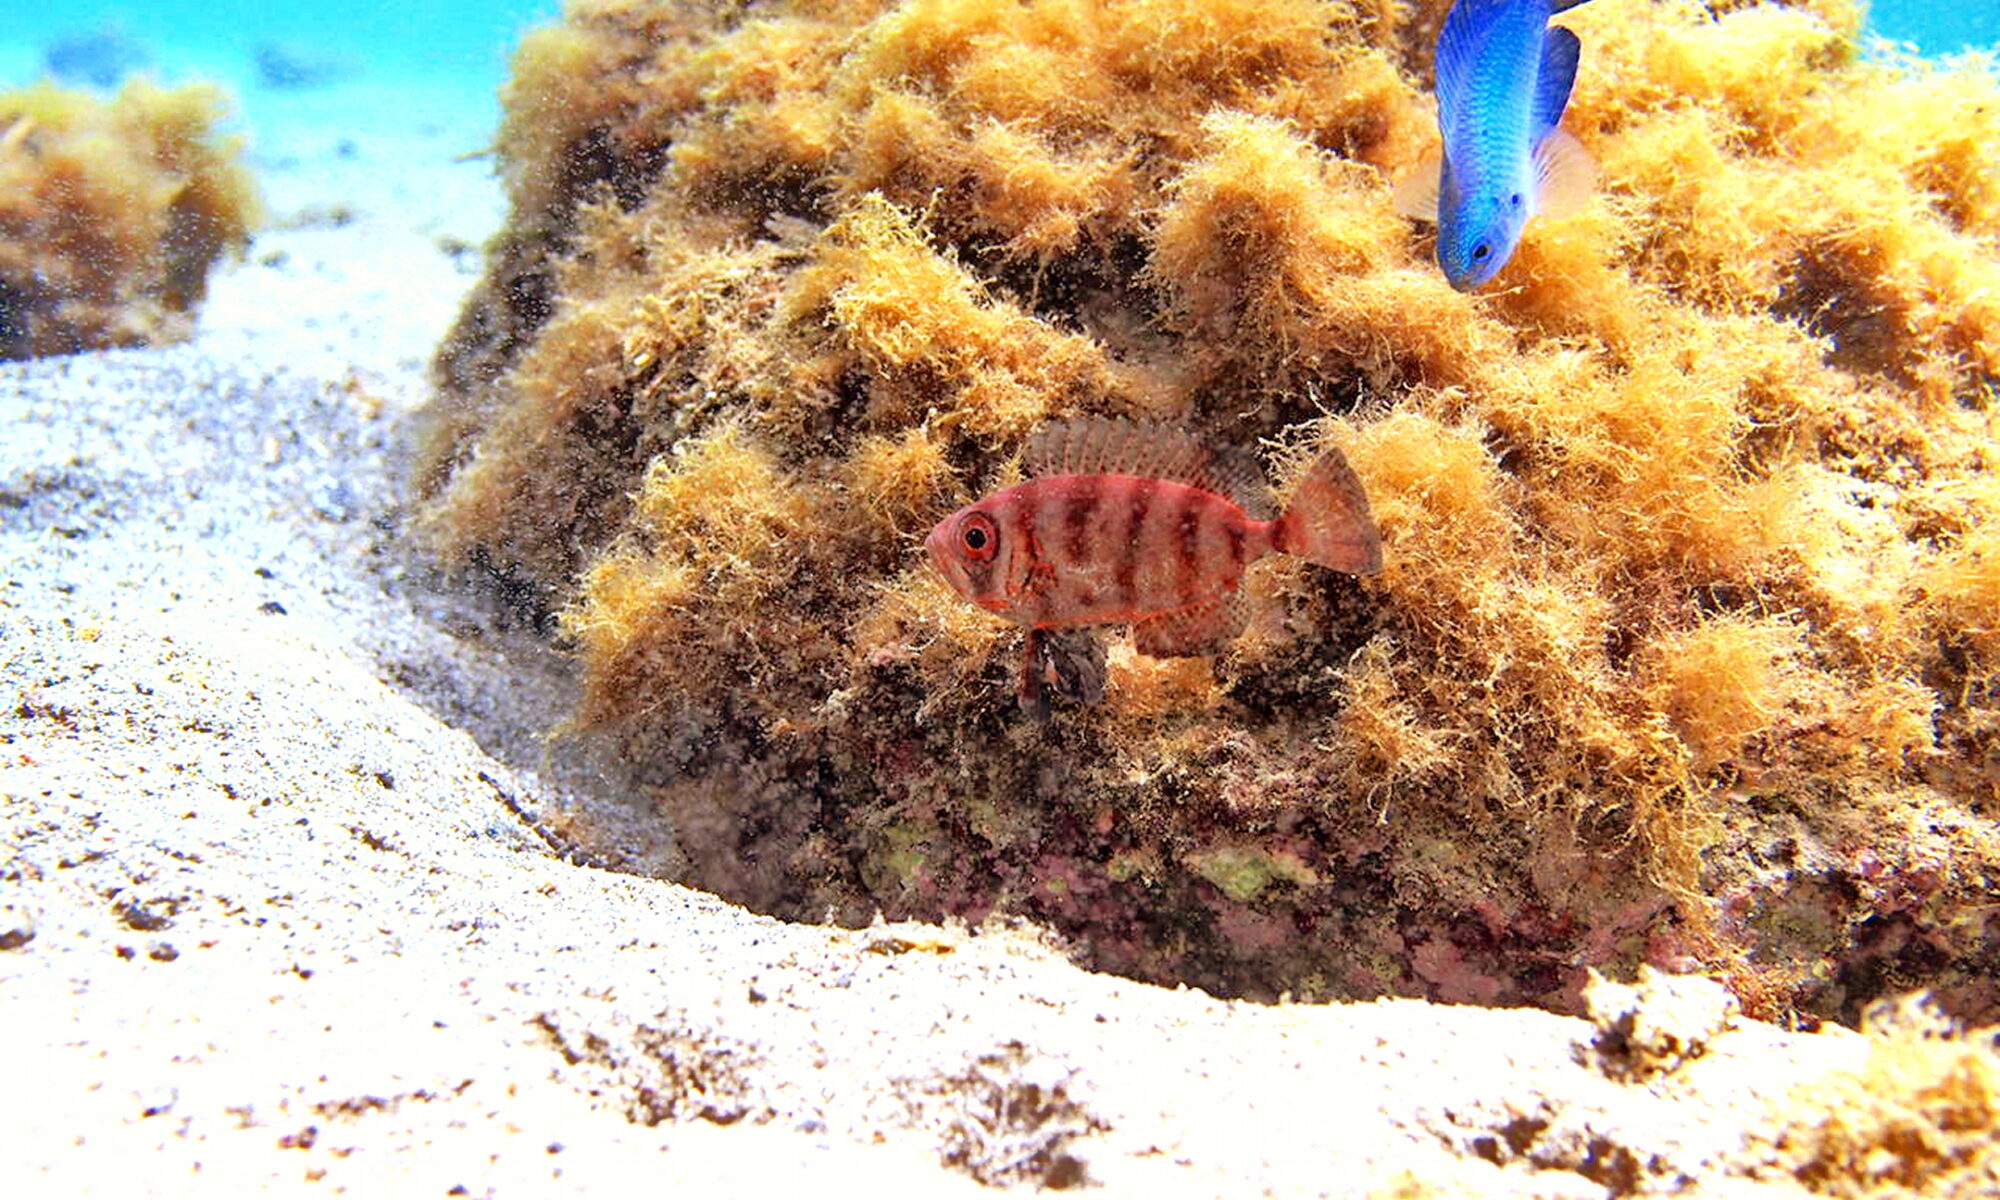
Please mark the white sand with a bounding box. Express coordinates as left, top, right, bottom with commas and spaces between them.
0, 72, 1874, 1197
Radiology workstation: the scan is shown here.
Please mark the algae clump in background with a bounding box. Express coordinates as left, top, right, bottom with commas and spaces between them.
0, 80, 257, 360
417, 0, 2000, 1024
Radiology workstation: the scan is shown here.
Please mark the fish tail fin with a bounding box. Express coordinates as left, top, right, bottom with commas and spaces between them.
1273, 445, 1382, 575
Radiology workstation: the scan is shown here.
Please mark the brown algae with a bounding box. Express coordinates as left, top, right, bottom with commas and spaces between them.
0, 79, 257, 360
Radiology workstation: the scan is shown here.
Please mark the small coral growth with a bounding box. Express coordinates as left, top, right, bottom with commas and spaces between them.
0, 79, 256, 360
418, 0, 2000, 1022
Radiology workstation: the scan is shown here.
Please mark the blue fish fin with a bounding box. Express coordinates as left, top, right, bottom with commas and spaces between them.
1390, 151, 1443, 221
1532, 127, 1595, 218
1433, 0, 1500, 131
1534, 25, 1582, 139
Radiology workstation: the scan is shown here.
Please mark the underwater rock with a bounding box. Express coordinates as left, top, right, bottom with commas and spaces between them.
418, 0, 2000, 1024
1579, 964, 1739, 1083
0, 80, 257, 361
1746, 994, 2000, 1197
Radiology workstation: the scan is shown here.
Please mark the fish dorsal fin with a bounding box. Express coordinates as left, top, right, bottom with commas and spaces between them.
1026, 417, 1207, 486
1533, 24, 1581, 140
1432, 0, 1496, 134
1211, 445, 1276, 520
1025, 417, 1270, 514
1131, 592, 1248, 659
1532, 126, 1595, 218
1391, 151, 1443, 221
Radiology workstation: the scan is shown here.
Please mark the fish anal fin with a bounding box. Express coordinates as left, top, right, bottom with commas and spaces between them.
1025, 417, 1269, 513
1533, 126, 1595, 219
1131, 592, 1247, 659
1534, 25, 1582, 139
1391, 151, 1443, 222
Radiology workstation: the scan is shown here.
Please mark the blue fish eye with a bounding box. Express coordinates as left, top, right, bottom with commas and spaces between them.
1472, 243, 1492, 261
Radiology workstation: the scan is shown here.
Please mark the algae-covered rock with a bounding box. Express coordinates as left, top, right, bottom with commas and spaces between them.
0, 80, 257, 360
1580, 965, 1740, 1083
1749, 996, 2000, 1198
418, 0, 2000, 1023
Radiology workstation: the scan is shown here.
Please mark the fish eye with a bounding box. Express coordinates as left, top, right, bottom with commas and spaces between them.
958, 512, 999, 561
1472, 243, 1492, 261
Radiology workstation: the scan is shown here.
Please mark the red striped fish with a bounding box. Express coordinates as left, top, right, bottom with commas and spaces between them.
925, 418, 1382, 716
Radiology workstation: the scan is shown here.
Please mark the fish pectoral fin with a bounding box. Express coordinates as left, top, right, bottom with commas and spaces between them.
1041, 629, 1107, 707
1017, 628, 1106, 719
1017, 628, 1051, 722
1390, 151, 1443, 221
1131, 593, 1247, 659
1533, 127, 1595, 219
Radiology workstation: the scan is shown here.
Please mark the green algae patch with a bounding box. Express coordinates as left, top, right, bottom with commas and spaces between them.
418, 0, 2000, 1025
1188, 845, 1318, 904
0, 80, 256, 360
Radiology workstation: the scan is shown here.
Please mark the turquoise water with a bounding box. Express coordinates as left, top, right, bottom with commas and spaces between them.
5, 2, 560, 93
1870, 0, 2000, 56
4, 1, 1994, 98
0, 0, 1991, 239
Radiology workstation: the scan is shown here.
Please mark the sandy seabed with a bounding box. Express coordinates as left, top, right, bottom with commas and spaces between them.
0, 71, 1889, 1197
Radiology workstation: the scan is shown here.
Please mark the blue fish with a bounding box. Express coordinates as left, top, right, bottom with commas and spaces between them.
1394, 0, 1598, 290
